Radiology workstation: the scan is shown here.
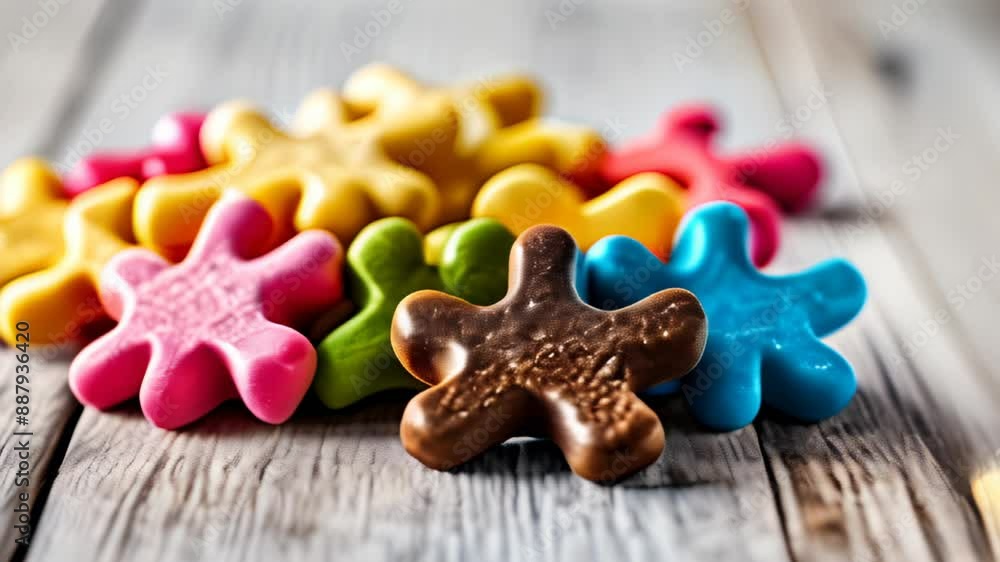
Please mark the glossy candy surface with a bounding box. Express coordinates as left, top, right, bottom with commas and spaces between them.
586, 202, 866, 431
392, 225, 707, 481
62, 112, 207, 197
314, 217, 514, 409
601, 104, 823, 266
0, 159, 69, 289
134, 93, 447, 261
69, 193, 344, 428
472, 118, 607, 190
343, 62, 540, 157
343, 64, 606, 222
1, 176, 138, 345
473, 163, 684, 256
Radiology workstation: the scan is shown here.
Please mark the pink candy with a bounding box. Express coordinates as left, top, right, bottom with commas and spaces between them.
69, 192, 344, 428
62, 112, 207, 197
600, 104, 823, 266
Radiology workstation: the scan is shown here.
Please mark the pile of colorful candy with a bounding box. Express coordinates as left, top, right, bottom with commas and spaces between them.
0, 64, 866, 481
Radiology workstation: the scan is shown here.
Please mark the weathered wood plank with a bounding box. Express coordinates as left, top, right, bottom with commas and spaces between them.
760, 219, 997, 561
25, 1, 799, 560
0, 351, 79, 560
21, 0, 1000, 560
0, 0, 115, 558
747, 1, 1000, 560
26, 398, 791, 562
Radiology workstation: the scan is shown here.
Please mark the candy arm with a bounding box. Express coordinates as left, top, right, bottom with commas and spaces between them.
684, 335, 765, 431
761, 337, 857, 423
138, 342, 238, 429
218, 325, 316, 425
252, 230, 344, 327
69, 328, 150, 410
779, 258, 867, 338
400, 379, 531, 470
726, 142, 823, 213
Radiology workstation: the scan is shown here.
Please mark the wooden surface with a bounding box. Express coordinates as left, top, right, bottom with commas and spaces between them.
3, 0, 1000, 560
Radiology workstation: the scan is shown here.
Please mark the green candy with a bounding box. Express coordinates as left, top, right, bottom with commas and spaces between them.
314, 217, 515, 409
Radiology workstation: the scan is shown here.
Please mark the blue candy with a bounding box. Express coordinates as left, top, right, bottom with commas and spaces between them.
586, 202, 866, 431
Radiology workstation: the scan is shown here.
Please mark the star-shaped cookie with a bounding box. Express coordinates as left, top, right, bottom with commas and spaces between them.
392, 225, 707, 481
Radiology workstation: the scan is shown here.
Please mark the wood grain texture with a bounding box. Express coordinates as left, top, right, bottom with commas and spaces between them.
750, 1, 1000, 560
0, 0, 111, 164
23, 1, 797, 560
0, 1, 110, 559
6, 0, 1000, 560
0, 352, 78, 561
26, 398, 790, 562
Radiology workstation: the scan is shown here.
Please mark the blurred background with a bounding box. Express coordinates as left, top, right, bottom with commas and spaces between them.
2, 0, 1000, 560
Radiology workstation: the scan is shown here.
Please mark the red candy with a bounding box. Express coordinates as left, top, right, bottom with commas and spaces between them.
600, 104, 823, 266
63, 112, 207, 197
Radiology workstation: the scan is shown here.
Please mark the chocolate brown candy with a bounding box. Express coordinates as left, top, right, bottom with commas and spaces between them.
391, 225, 707, 481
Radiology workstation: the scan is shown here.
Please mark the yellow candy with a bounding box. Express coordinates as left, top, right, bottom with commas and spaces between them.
472, 164, 684, 256
135, 93, 448, 261
343, 62, 541, 156
422, 222, 461, 266
474, 119, 606, 181
0, 177, 138, 346
0, 158, 68, 289
342, 64, 606, 223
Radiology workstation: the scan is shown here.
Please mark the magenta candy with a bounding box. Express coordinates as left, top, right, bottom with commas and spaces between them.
601, 104, 823, 267
68, 192, 345, 428
62, 111, 207, 197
